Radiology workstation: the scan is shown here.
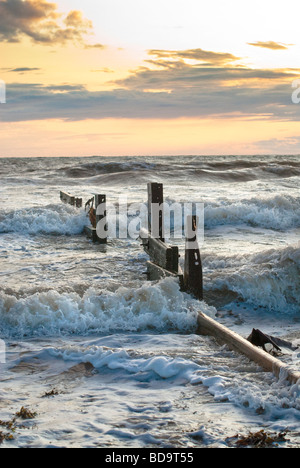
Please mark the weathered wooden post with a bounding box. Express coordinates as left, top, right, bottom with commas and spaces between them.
183, 215, 203, 300
85, 194, 107, 243
140, 182, 183, 284
147, 182, 164, 241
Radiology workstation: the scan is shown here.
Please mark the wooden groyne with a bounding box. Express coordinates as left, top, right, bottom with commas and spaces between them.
60, 190, 107, 243
140, 183, 203, 299
59, 184, 299, 386
140, 182, 299, 385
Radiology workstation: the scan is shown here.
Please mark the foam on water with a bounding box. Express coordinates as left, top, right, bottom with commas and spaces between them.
205, 243, 300, 313
0, 278, 213, 338
0, 155, 299, 447
205, 194, 300, 230
46, 337, 300, 423
0, 204, 87, 236
48, 344, 204, 381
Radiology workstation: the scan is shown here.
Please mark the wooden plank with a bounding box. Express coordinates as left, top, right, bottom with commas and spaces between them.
197, 311, 300, 385
183, 215, 203, 300
146, 262, 184, 289
140, 228, 179, 273
147, 261, 177, 281
60, 191, 82, 208
170, 246, 180, 274
60, 191, 75, 206
147, 182, 164, 241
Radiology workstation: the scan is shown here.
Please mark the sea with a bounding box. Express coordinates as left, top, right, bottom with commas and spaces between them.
0, 154, 299, 448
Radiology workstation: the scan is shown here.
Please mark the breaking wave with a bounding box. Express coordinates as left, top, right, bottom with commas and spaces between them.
205, 194, 300, 230
205, 244, 300, 313
0, 278, 213, 339
0, 191, 298, 238
0, 204, 87, 236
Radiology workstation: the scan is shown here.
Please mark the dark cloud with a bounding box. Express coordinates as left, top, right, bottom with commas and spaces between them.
1, 77, 299, 123
9, 67, 41, 72
115, 49, 299, 92
247, 41, 293, 51
116, 62, 299, 91
1, 48, 299, 123
0, 0, 104, 47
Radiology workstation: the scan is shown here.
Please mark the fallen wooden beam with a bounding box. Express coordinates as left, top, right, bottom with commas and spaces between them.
197, 311, 300, 385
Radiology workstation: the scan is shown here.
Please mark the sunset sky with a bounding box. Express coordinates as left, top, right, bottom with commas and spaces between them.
0, 0, 300, 157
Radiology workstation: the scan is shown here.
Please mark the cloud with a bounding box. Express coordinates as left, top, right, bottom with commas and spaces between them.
147, 48, 243, 66
115, 49, 299, 92
0, 0, 104, 47
91, 68, 114, 73
1, 76, 299, 123
1, 48, 300, 123
9, 67, 41, 73
84, 43, 106, 50
247, 41, 293, 51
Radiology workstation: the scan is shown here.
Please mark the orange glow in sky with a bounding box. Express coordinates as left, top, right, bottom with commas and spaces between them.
0, 0, 299, 157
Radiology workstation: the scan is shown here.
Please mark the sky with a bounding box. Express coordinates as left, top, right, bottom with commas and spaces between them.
0, 0, 300, 157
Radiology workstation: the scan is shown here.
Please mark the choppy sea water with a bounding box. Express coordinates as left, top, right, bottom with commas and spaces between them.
0, 155, 299, 448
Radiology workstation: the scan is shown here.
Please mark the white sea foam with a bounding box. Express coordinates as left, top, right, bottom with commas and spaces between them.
0, 204, 87, 236
48, 344, 205, 381
205, 194, 300, 230
205, 243, 300, 313
47, 339, 300, 420
1, 155, 299, 448
0, 278, 212, 338
0, 192, 299, 239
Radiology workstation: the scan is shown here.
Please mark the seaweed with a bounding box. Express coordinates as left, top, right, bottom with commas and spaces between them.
0, 418, 17, 444
15, 406, 37, 420
0, 407, 38, 444
41, 388, 60, 398
226, 429, 288, 448
0, 431, 14, 444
